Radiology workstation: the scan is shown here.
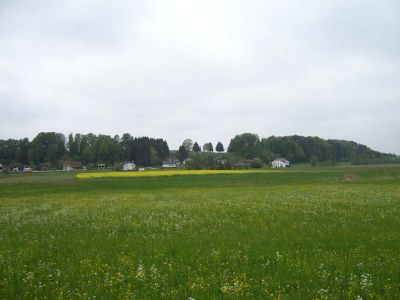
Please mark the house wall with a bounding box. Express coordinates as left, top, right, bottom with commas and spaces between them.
272, 161, 289, 168
123, 163, 135, 171
162, 164, 176, 168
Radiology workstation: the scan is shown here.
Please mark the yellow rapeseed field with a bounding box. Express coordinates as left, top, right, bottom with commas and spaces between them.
76, 169, 276, 179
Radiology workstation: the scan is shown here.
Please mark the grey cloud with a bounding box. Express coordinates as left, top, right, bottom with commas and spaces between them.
0, 0, 399, 153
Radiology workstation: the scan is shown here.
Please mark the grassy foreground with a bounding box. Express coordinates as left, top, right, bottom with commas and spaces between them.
1, 166, 400, 299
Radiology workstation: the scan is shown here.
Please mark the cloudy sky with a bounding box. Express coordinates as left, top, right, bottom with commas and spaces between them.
0, 0, 399, 153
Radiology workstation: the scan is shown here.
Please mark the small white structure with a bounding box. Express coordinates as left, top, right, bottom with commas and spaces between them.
216, 157, 227, 165
0, 164, 3, 172
64, 165, 73, 171
271, 158, 290, 168
183, 158, 193, 165
123, 162, 136, 171
162, 159, 180, 168
23, 166, 32, 172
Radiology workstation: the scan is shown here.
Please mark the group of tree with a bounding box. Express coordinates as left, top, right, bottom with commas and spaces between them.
227, 133, 398, 165
118, 134, 169, 166
1, 132, 398, 170
0, 132, 169, 169
176, 139, 225, 163
180, 139, 224, 154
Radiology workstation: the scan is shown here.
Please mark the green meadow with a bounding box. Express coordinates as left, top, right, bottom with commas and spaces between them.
1, 166, 400, 299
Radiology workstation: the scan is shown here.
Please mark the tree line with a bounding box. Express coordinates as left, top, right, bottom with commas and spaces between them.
0, 132, 169, 169
0, 132, 398, 170
226, 133, 398, 165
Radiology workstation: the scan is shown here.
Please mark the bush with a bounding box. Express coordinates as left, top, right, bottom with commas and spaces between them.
310, 156, 319, 167
251, 158, 264, 168
317, 160, 337, 166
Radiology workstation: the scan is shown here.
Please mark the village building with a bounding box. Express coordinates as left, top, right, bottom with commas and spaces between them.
12, 165, 32, 172
271, 158, 290, 168
123, 162, 136, 171
162, 159, 180, 168
23, 166, 32, 172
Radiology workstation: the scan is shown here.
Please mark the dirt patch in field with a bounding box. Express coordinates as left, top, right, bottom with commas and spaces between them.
340, 173, 361, 181
373, 175, 400, 181
348, 164, 400, 168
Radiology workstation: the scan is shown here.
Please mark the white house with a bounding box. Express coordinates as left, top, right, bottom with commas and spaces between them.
123, 162, 136, 171
23, 166, 32, 172
162, 159, 180, 168
271, 158, 290, 168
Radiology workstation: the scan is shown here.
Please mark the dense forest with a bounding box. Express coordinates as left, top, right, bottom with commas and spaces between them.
227, 133, 398, 165
0, 132, 398, 170
0, 132, 169, 169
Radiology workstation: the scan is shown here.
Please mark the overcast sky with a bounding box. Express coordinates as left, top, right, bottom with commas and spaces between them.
0, 0, 399, 153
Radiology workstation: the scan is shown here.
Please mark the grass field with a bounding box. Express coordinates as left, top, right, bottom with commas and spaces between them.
76, 169, 278, 179
1, 166, 400, 299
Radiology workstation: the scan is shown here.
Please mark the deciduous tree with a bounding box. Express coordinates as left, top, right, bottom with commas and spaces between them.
203, 142, 213, 152
182, 139, 193, 152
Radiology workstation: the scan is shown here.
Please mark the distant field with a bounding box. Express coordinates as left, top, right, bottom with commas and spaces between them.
1, 166, 400, 298
76, 169, 278, 179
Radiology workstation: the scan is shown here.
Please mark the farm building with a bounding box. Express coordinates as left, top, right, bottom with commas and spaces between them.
23, 166, 32, 172
271, 158, 290, 168
12, 165, 32, 172
123, 162, 136, 171
162, 159, 180, 168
